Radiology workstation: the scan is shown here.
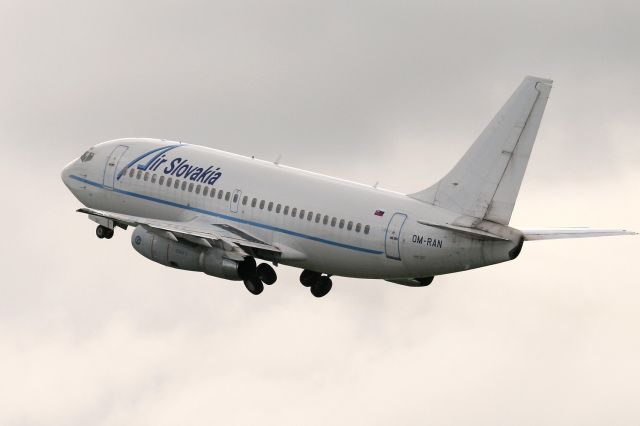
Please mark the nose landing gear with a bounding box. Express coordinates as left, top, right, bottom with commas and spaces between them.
95, 225, 114, 239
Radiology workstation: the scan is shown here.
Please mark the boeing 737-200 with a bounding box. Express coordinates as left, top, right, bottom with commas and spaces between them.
61, 76, 635, 297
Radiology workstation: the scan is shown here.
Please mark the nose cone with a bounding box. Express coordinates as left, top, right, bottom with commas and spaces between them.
61, 159, 75, 188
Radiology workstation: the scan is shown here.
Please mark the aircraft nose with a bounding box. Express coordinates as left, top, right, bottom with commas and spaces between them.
61, 159, 78, 188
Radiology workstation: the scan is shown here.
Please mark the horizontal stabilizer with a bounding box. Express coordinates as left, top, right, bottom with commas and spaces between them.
522, 228, 636, 241
417, 220, 509, 241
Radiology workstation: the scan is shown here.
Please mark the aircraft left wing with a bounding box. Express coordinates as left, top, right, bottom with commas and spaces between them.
77, 207, 281, 261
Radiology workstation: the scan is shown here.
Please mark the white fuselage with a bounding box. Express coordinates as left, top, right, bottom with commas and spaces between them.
62, 138, 519, 280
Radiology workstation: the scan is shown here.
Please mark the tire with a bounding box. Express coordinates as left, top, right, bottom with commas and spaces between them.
257, 263, 277, 285
244, 277, 264, 295
104, 229, 114, 239
96, 225, 106, 239
310, 276, 332, 298
300, 270, 320, 287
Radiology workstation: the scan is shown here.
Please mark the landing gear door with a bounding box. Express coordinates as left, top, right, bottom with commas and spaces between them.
385, 213, 407, 260
230, 189, 242, 213
103, 145, 129, 189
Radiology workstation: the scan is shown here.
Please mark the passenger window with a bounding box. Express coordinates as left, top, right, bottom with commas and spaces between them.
195, 184, 201, 194
174, 179, 180, 189
188, 182, 194, 192
299, 209, 305, 219
307, 211, 313, 221
225, 192, 231, 201
181, 181, 187, 191
203, 186, 209, 196
259, 200, 265, 209
276, 204, 281, 213
159, 176, 165, 185
218, 190, 223, 200
291, 207, 297, 217
251, 198, 257, 207
268, 202, 273, 211
356, 223, 362, 232
339, 219, 345, 229
284, 206, 289, 215
144, 172, 149, 181
242, 196, 248, 205
233, 193, 239, 203
151, 174, 157, 183
136, 170, 142, 179
129, 168, 134, 178
315, 213, 321, 223
331, 217, 336, 227
166, 177, 172, 187
323, 215, 329, 225
364, 225, 370, 235
347, 221, 353, 231
210, 188, 216, 198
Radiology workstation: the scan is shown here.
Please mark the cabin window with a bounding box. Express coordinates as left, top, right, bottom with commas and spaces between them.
174, 179, 180, 189
364, 225, 370, 235
159, 176, 165, 186
268, 201, 273, 211
181, 181, 187, 191
188, 182, 194, 192
203, 186, 209, 196
299, 209, 305, 219
356, 223, 362, 233
225, 192, 231, 201
210, 188, 216, 198
339, 219, 345, 229
315, 213, 321, 223
331, 217, 337, 227
259, 200, 265, 209
307, 211, 313, 221
144, 172, 149, 182
276, 204, 282, 213
129, 168, 134, 178
323, 215, 329, 225
242, 196, 248, 205
284, 206, 289, 215
347, 221, 353, 231
151, 174, 157, 183
251, 198, 257, 207
195, 184, 201, 194
291, 207, 297, 217
136, 170, 142, 179
218, 190, 224, 200
166, 177, 172, 187
233, 193, 239, 203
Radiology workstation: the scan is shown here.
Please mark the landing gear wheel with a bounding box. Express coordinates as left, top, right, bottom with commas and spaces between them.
96, 225, 108, 239
244, 277, 264, 295
311, 276, 332, 298
257, 263, 277, 285
104, 228, 114, 239
300, 270, 320, 287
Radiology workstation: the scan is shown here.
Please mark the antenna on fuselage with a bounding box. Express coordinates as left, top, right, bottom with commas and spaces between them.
274, 154, 282, 165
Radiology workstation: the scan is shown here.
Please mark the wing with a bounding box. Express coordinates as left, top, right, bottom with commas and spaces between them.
77, 207, 281, 261
521, 228, 637, 241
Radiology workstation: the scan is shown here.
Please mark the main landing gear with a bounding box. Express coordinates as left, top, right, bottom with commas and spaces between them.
95, 225, 114, 239
300, 270, 333, 298
241, 259, 278, 296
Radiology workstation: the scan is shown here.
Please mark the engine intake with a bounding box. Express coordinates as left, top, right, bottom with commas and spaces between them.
131, 227, 252, 281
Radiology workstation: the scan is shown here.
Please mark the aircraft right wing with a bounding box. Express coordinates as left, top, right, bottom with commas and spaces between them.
521, 228, 636, 241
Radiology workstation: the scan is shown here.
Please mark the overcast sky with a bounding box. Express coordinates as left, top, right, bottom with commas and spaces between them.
1, 1, 639, 425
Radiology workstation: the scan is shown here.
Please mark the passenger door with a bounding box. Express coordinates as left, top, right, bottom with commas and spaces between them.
385, 213, 407, 260
103, 145, 129, 189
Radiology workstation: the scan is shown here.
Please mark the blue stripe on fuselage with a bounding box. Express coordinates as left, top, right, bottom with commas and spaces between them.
69, 174, 384, 255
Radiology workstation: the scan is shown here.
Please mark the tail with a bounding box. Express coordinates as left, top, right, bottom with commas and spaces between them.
409, 76, 553, 225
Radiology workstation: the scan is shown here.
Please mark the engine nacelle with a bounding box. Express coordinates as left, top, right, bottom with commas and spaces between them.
131, 227, 249, 281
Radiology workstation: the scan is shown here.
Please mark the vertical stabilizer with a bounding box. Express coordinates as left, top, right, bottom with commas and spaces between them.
409, 76, 552, 225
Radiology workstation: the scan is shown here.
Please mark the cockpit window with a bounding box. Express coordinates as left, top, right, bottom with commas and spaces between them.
80, 150, 94, 162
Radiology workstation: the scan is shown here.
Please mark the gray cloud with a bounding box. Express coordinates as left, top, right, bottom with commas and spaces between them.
1, 1, 639, 425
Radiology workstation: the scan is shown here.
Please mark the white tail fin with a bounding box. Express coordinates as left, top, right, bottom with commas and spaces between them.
410, 76, 553, 225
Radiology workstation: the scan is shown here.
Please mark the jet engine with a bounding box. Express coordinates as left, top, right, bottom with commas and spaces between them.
131, 227, 253, 280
